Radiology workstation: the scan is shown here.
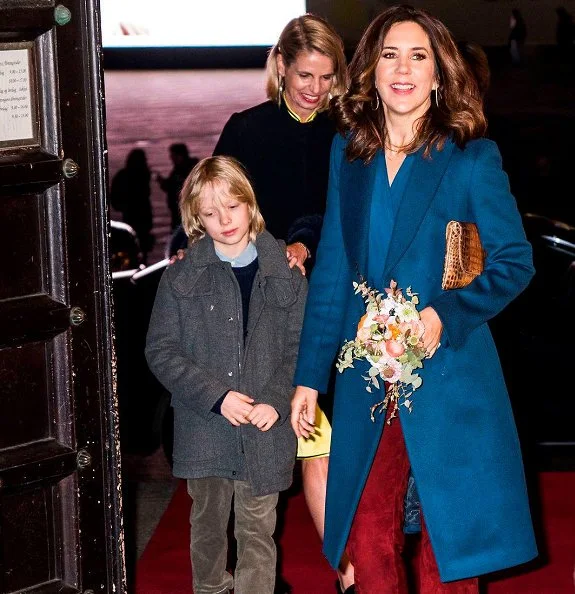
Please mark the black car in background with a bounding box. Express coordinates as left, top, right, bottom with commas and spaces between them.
491, 214, 575, 462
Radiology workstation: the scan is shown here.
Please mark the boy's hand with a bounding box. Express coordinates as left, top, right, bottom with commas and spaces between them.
247, 403, 279, 432
221, 391, 254, 426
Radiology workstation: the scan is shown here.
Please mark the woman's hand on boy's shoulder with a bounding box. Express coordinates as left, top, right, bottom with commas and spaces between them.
221, 391, 254, 426
168, 248, 187, 266
247, 403, 279, 432
286, 242, 308, 276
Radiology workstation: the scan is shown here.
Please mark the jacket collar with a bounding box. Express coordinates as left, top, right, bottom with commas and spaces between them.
254, 230, 292, 279
171, 229, 291, 295
340, 151, 378, 277
383, 140, 455, 276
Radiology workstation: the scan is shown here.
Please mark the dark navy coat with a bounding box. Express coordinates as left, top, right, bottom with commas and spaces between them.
294, 134, 538, 581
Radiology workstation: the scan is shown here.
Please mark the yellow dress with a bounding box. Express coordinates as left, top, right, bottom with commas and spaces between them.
296, 404, 332, 459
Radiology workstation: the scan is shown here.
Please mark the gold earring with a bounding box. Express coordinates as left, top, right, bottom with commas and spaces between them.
277, 76, 284, 107
434, 87, 441, 108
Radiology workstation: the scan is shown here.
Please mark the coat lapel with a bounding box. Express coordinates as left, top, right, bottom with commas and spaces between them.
245, 231, 295, 351
340, 152, 380, 278
172, 237, 218, 296
382, 140, 455, 278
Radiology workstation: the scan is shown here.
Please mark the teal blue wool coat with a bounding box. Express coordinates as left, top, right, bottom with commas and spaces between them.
294, 134, 538, 582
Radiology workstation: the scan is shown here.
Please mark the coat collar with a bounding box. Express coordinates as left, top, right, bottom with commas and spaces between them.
340, 151, 378, 278
171, 229, 291, 296
340, 139, 455, 281
383, 140, 455, 276
254, 230, 292, 279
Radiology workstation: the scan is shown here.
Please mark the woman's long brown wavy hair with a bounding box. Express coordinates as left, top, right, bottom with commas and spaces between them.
332, 5, 487, 162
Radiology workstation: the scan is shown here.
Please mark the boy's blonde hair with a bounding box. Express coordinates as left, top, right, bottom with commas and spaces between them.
179, 156, 265, 244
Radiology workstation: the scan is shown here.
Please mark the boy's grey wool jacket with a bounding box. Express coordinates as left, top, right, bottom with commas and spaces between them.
145, 230, 307, 496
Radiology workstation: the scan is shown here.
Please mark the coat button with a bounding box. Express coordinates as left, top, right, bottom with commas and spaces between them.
232, 471, 237, 476
228, 371, 233, 376
228, 317, 233, 322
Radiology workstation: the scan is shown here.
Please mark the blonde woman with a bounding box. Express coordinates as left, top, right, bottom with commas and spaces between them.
214, 14, 347, 273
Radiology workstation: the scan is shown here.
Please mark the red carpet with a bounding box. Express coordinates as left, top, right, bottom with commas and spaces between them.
136, 472, 575, 593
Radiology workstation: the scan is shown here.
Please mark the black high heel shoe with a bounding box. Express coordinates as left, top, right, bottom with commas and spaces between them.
336, 581, 356, 594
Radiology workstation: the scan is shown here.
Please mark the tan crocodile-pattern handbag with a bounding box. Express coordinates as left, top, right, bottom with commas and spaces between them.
441, 221, 486, 290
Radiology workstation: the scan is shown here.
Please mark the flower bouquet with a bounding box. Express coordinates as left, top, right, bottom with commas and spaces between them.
336, 279, 427, 423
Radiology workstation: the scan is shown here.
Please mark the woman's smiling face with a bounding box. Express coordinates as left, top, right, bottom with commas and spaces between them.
375, 20, 438, 123
277, 50, 335, 121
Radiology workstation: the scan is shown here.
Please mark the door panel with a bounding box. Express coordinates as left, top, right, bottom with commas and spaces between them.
0, 193, 45, 300
3, 486, 55, 591
0, 341, 52, 447
0, 1, 124, 593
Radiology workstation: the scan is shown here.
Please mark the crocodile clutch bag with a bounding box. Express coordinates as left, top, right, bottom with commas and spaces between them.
441, 221, 485, 290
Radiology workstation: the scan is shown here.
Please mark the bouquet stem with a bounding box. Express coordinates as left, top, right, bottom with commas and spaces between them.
370, 383, 400, 424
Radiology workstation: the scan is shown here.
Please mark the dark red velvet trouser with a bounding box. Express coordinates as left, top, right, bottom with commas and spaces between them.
346, 408, 479, 594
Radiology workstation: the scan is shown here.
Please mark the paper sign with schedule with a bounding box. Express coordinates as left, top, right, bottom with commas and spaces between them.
0, 49, 34, 143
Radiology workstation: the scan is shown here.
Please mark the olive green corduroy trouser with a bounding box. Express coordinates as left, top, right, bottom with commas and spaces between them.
187, 477, 278, 594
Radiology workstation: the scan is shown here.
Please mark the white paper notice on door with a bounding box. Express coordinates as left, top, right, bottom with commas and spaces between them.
0, 49, 34, 143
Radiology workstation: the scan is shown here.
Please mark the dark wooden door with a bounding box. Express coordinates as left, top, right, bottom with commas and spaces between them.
0, 1, 124, 592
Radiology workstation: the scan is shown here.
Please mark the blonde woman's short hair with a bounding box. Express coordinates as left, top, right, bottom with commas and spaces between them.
265, 14, 348, 108
179, 156, 265, 244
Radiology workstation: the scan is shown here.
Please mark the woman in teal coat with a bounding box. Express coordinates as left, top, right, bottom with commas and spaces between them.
291, 6, 537, 593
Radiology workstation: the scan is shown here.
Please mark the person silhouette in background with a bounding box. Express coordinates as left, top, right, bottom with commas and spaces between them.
157, 143, 199, 230
509, 9, 527, 66
110, 148, 154, 262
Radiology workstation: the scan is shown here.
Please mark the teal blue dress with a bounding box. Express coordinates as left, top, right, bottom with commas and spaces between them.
368, 152, 414, 283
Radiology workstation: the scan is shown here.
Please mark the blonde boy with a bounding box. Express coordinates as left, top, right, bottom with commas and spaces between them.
146, 156, 307, 594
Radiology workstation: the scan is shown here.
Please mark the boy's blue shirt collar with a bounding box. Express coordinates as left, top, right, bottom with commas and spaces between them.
179, 231, 292, 280
215, 241, 257, 267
